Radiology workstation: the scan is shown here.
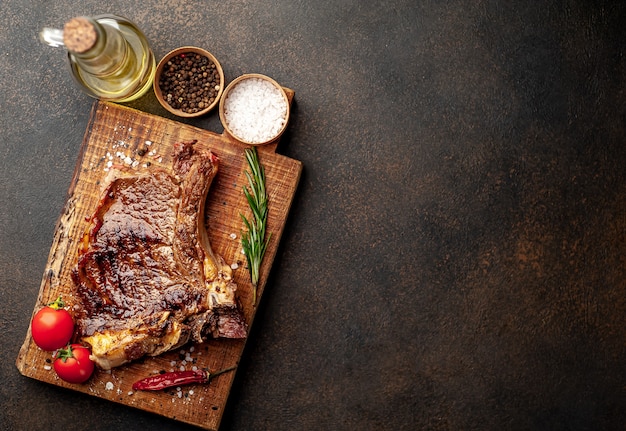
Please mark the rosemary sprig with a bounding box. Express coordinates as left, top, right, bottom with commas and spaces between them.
240, 147, 271, 305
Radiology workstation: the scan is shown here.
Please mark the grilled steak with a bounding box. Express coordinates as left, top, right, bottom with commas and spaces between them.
72, 140, 247, 370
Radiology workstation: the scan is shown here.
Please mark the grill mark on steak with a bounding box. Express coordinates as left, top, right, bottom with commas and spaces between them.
72, 140, 247, 369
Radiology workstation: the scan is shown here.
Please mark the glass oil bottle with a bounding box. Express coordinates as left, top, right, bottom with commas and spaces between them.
40, 14, 156, 102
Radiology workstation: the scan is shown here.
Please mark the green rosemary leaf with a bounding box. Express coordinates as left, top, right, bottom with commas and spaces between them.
240, 147, 270, 305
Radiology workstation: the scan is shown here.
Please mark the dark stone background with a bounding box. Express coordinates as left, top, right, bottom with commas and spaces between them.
1, 1, 625, 430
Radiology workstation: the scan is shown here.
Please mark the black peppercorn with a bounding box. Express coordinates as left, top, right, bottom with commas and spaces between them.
158, 52, 221, 114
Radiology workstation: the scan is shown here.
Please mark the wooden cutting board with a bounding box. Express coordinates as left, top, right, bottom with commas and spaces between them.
16, 98, 302, 430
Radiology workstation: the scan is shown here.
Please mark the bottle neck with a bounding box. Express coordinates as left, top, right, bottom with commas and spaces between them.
67, 17, 130, 77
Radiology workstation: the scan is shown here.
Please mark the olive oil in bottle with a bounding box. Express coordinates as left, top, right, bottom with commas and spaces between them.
40, 15, 156, 102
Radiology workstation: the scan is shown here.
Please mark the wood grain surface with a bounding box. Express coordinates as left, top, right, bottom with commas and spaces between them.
15, 99, 302, 430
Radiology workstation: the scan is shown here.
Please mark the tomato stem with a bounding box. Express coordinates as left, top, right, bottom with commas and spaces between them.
55, 344, 75, 362
47, 296, 66, 310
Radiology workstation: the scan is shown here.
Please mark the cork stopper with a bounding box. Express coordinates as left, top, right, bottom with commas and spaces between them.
63, 17, 98, 54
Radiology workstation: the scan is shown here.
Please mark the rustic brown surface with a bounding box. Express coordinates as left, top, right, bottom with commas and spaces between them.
4, 2, 626, 430
15, 100, 302, 431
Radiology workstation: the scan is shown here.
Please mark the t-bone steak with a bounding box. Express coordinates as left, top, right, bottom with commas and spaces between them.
71, 140, 247, 370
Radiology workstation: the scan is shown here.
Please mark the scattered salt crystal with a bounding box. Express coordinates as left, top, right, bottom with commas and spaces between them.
230, 262, 239, 270
145, 140, 152, 146
189, 390, 194, 395
179, 365, 185, 371
105, 382, 114, 390
43, 365, 52, 371
229, 233, 237, 240
127, 391, 134, 396
177, 392, 183, 399
170, 360, 177, 366
192, 366, 198, 371
189, 346, 195, 352
124, 156, 133, 165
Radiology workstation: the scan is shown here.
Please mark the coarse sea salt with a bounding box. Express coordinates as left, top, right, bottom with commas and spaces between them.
223, 77, 288, 144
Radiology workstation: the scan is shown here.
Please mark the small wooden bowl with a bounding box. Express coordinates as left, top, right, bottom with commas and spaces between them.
153, 46, 224, 118
219, 73, 290, 145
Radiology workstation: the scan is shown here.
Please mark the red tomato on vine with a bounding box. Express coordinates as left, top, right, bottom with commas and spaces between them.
31, 296, 74, 351
53, 344, 95, 384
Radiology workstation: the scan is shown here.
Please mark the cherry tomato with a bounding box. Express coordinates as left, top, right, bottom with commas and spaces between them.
31, 296, 74, 351
53, 344, 95, 384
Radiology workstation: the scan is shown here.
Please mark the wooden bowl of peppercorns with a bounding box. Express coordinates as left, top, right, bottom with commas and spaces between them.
153, 46, 224, 118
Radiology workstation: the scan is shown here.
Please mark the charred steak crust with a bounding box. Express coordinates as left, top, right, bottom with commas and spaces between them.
71, 140, 247, 370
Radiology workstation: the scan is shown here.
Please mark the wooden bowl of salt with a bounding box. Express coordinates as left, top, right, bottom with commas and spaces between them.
218, 74, 290, 145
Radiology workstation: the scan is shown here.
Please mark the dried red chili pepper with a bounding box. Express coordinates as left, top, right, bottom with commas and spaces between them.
132, 365, 237, 391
